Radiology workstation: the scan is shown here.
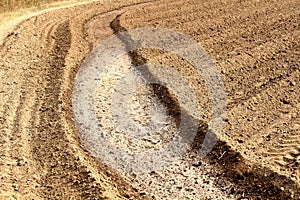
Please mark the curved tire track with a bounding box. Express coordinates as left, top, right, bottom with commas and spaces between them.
0, 0, 299, 199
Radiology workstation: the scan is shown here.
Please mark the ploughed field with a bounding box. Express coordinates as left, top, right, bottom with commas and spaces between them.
0, 0, 299, 199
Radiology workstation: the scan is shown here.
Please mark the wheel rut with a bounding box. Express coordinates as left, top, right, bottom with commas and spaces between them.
0, 0, 299, 199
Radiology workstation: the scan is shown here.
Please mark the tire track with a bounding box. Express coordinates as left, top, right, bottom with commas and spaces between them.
0, 0, 299, 199
29, 21, 105, 198
0, 1, 156, 198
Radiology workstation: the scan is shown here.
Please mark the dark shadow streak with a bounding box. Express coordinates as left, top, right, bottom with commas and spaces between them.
110, 14, 300, 199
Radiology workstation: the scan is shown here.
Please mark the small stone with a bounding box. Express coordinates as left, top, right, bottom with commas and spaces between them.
281, 99, 290, 104
106, 170, 111, 176
237, 139, 244, 143
192, 162, 202, 167
140, 192, 146, 195
290, 81, 296, 86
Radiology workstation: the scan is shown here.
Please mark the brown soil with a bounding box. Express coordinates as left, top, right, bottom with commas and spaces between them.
0, 0, 299, 199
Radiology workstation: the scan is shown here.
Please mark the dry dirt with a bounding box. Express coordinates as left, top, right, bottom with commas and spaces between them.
0, 0, 299, 199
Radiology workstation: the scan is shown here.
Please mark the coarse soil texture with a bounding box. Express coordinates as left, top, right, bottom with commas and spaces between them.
0, 0, 299, 199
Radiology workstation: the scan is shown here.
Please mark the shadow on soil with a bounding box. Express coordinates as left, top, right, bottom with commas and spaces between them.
110, 14, 300, 200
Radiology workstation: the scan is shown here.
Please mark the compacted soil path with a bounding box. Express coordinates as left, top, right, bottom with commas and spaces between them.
0, 0, 299, 199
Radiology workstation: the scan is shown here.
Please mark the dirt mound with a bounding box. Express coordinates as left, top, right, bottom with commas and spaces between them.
0, 0, 299, 199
